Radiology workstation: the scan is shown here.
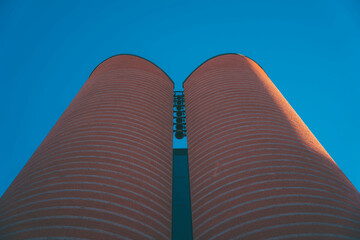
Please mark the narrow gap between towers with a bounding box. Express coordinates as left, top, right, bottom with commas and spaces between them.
172, 91, 193, 240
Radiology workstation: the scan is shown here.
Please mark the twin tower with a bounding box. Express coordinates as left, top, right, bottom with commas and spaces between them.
0, 54, 359, 239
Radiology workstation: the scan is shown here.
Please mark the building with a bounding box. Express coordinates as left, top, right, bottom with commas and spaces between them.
0, 54, 359, 239
183, 54, 360, 239
0, 55, 174, 239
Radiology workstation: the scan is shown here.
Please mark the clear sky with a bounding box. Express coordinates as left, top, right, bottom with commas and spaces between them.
0, 0, 359, 196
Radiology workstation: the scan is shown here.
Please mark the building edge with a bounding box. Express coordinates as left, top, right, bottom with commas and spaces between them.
89, 54, 175, 86
182, 53, 266, 88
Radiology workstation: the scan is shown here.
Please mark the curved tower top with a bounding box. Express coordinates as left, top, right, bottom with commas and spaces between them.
89, 54, 174, 85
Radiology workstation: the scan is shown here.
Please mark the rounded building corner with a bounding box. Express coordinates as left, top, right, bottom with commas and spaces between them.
182, 53, 265, 88
89, 54, 174, 86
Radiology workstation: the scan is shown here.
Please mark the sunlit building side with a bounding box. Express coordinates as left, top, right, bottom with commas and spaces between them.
184, 54, 360, 239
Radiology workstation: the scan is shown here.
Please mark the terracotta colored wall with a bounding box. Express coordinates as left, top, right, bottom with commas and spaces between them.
184, 54, 360, 239
0, 55, 174, 239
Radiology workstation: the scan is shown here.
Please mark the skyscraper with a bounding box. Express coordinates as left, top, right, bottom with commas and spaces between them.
0, 54, 359, 239
0, 55, 174, 239
184, 54, 360, 239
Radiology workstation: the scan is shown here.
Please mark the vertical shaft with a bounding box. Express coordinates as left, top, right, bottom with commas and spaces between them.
184, 54, 360, 239
0, 55, 174, 239
172, 149, 193, 240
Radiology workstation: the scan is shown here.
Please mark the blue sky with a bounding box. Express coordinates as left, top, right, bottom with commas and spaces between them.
0, 0, 359, 196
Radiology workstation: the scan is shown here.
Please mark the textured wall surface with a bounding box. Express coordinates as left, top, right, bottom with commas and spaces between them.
0, 55, 174, 239
184, 54, 360, 239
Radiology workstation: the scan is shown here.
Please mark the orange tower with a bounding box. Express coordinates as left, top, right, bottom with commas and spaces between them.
1, 53, 359, 239
184, 54, 360, 239
0, 55, 174, 239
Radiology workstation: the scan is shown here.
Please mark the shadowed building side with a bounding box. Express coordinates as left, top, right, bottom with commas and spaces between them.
184, 54, 360, 239
0, 55, 174, 239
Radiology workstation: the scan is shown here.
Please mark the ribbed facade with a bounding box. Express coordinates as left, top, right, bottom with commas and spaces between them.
1, 53, 359, 239
0, 55, 174, 239
184, 54, 360, 239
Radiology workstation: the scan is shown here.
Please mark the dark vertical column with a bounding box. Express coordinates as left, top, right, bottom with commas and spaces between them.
184, 54, 360, 239
0, 55, 174, 239
172, 149, 193, 240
